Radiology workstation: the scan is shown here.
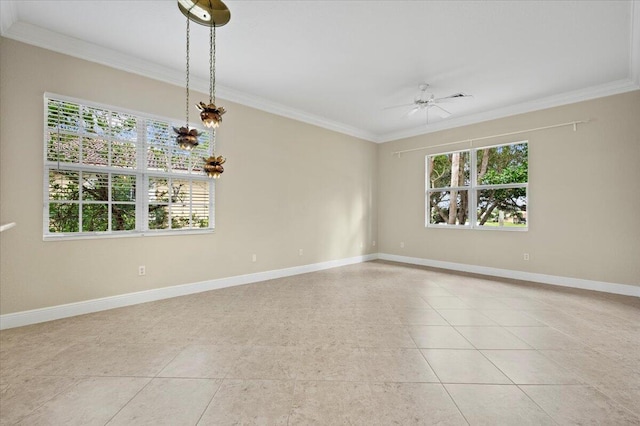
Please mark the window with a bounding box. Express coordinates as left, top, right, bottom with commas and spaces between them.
426, 141, 528, 230
45, 95, 214, 239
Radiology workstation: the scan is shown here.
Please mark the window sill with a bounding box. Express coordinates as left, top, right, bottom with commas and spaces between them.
43, 228, 215, 241
426, 224, 528, 232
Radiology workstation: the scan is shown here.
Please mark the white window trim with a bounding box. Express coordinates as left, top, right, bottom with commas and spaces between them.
43, 93, 216, 241
425, 141, 528, 231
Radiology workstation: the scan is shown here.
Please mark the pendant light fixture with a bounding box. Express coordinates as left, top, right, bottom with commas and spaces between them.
176, 0, 230, 179
203, 154, 226, 179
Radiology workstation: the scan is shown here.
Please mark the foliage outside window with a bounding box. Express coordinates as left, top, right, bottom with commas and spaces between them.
45, 95, 214, 238
426, 142, 528, 230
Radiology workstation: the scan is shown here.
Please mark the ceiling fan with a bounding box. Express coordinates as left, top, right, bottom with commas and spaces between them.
385, 83, 473, 122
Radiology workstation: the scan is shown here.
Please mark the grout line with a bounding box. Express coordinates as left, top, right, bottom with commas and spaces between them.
103, 376, 154, 425
194, 378, 224, 425
415, 346, 471, 425
3, 262, 639, 423
6, 376, 81, 424
474, 349, 517, 386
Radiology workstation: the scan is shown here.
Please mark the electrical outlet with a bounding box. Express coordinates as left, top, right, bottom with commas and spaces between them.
138, 265, 146, 276
299, 249, 303, 256
360, 242, 364, 248
523, 253, 530, 261
252, 254, 257, 262
372, 240, 376, 247
400, 242, 405, 248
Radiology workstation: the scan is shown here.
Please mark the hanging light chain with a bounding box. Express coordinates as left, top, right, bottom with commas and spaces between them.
212, 21, 219, 163
185, 13, 191, 127
210, 23, 216, 105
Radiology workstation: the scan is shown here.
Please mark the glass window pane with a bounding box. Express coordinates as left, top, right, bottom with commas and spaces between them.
111, 112, 137, 141
49, 170, 79, 200
112, 174, 136, 202
170, 179, 189, 205
428, 151, 470, 189
195, 131, 211, 151
112, 141, 137, 168
191, 155, 205, 173
147, 146, 169, 172
82, 173, 109, 201
477, 143, 528, 185
148, 205, 169, 229
112, 204, 135, 231
476, 188, 527, 228
49, 203, 79, 232
169, 179, 190, 228
82, 204, 108, 231
82, 137, 109, 166
191, 205, 209, 228
191, 180, 209, 205
148, 177, 169, 203
171, 149, 190, 173
171, 213, 189, 229
47, 100, 80, 133
428, 190, 469, 225
47, 132, 80, 163
146, 120, 171, 145
82, 106, 110, 136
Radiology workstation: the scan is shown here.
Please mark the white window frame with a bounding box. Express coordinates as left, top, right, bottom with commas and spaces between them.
43, 93, 216, 240
425, 141, 528, 231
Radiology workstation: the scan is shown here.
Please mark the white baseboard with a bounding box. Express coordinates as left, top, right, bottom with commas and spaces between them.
3, 252, 637, 330
378, 253, 640, 298
0, 254, 378, 330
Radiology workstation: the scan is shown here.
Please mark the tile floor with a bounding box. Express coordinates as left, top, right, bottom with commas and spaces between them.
1, 260, 639, 425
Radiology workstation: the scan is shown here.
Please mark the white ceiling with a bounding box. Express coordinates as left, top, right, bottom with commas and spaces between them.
1, 1, 639, 142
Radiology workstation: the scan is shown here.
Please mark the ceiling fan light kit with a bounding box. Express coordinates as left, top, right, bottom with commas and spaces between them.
176, 0, 230, 177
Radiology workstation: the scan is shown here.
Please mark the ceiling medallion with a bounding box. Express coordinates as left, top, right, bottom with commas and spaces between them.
177, 0, 230, 27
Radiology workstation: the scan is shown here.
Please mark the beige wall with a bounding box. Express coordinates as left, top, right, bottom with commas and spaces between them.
0, 38, 378, 314
378, 90, 640, 287
1, 37, 638, 317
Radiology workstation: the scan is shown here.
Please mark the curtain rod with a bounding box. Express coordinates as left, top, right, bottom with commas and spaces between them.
392, 120, 590, 157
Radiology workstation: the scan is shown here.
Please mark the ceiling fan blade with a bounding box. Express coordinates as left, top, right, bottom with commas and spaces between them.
404, 106, 420, 118
383, 103, 415, 110
431, 104, 452, 118
434, 93, 473, 103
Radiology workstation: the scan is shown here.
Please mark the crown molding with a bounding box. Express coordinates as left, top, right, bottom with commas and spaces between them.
0, 0, 18, 36
2, 21, 378, 143
215, 85, 379, 141
376, 78, 640, 143
2, 2, 639, 145
631, 1, 640, 86
4, 21, 188, 89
